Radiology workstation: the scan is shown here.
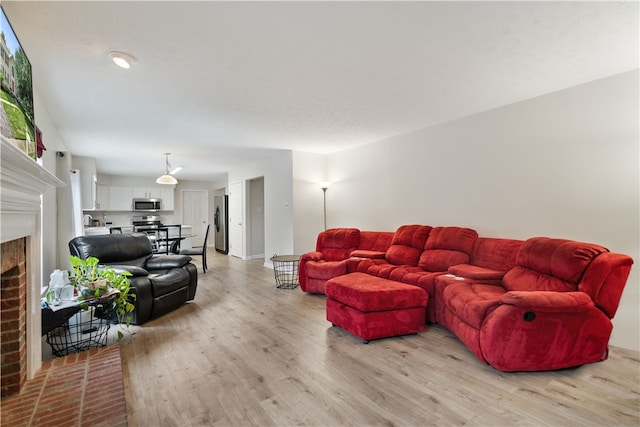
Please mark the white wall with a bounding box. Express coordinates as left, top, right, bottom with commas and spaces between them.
32, 89, 71, 273
228, 151, 294, 262
292, 151, 327, 254
313, 71, 638, 351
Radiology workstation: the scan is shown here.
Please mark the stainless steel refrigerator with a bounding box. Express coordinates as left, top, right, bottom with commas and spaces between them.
214, 195, 229, 254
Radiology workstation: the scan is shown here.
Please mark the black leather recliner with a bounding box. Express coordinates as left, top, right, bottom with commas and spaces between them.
68, 232, 198, 325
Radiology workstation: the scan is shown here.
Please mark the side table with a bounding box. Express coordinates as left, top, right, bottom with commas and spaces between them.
270, 255, 300, 289
42, 292, 118, 356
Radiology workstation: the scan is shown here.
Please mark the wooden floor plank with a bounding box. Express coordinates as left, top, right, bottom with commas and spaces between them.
119, 251, 640, 426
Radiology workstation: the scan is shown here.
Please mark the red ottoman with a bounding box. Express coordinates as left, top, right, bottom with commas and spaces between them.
325, 272, 428, 343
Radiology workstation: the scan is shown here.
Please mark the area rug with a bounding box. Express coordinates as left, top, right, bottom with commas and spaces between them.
0, 345, 127, 427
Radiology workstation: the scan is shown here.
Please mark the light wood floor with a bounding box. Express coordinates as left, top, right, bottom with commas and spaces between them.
118, 251, 640, 426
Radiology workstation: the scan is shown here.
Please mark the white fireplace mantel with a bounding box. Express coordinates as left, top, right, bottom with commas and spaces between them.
1, 136, 64, 379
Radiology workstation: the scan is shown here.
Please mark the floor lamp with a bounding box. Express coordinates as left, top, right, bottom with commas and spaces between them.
320, 181, 331, 230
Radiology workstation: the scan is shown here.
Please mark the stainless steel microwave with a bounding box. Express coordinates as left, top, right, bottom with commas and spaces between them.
133, 198, 162, 211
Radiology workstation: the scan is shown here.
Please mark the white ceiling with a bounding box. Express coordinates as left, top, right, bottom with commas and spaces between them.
3, 1, 638, 182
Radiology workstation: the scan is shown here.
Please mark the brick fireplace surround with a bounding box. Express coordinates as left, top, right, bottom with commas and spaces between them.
1, 138, 63, 397
1, 138, 128, 426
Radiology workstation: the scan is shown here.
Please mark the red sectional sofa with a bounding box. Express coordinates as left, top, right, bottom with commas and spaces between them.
299, 228, 393, 294
299, 226, 634, 372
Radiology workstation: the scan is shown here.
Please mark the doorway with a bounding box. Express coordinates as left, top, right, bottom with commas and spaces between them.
228, 178, 265, 259
228, 181, 243, 258
181, 190, 209, 247
246, 177, 265, 260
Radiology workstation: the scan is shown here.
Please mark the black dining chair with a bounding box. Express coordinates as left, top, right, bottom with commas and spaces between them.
162, 224, 182, 254
180, 224, 209, 273
143, 228, 169, 254
109, 227, 123, 234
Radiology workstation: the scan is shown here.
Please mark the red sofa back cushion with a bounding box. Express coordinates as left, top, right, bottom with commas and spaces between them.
503, 237, 608, 292
469, 237, 523, 271
359, 231, 394, 252
316, 228, 360, 261
418, 226, 478, 271
385, 225, 432, 266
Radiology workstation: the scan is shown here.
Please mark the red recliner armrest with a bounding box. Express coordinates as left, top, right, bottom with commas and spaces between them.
301, 251, 324, 262
500, 291, 595, 313
349, 249, 386, 259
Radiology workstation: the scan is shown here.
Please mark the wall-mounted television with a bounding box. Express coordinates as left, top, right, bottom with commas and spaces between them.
1, 6, 35, 158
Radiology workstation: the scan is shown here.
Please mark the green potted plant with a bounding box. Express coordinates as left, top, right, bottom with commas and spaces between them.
69, 255, 136, 339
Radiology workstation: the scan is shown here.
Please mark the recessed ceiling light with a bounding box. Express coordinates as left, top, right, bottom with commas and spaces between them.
109, 51, 136, 69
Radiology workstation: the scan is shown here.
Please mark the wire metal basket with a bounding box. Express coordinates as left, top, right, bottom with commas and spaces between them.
270, 255, 300, 289
45, 303, 113, 357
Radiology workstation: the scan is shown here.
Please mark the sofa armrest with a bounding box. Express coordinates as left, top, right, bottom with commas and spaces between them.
145, 254, 192, 270
500, 291, 595, 313
448, 264, 505, 281
301, 251, 324, 262
109, 265, 149, 277
349, 250, 386, 259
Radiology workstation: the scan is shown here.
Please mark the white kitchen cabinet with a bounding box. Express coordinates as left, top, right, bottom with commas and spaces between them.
147, 187, 163, 199
133, 186, 162, 199
133, 186, 174, 210
160, 187, 174, 210
132, 187, 148, 199
108, 186, 133, 211
95, 185, 109, 210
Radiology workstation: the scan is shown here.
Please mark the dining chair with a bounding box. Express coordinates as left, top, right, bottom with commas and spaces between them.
180, 224, 209, 273
109, 227, 123, 234
143, 228, 169, 254
162, 224, 182, 254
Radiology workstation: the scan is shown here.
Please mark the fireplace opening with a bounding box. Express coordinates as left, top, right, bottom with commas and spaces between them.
1, 238, 28, 398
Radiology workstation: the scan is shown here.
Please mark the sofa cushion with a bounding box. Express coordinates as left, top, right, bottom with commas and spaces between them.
359, 231, 394, 252
424, 226, 478, 252
326, 272, 428, 312
385, 225, 432, 266
317, 228, 360, 261
468, 237, 523, 271
503, 237, 608, 292
306, 260, 348, 279
443, 282, 506, 328
151, 269, 190, 298
418, 226, 478, 271
69, 233, 153, 263
145, 254, 193, 270
419, 250, 470, 272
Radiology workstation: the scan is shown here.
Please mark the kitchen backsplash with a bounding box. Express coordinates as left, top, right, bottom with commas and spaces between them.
85, 212, 177, 227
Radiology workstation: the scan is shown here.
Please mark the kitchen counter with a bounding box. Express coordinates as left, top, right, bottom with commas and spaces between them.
83, 227, 110, 236
84, 224, 192, 249
84, 225, 134, 235
83, 225, 193, 250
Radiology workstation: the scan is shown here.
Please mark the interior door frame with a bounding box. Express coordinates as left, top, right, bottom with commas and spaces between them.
180, 189, 209, 247
228, 180, 244, 258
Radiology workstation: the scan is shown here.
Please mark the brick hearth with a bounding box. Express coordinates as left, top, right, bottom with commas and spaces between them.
0, 345, 127, 427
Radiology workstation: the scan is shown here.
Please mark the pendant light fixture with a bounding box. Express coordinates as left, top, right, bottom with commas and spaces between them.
156, 153, 178, 185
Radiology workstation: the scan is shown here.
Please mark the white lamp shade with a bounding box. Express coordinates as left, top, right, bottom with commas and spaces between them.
156, 174, 177, 185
